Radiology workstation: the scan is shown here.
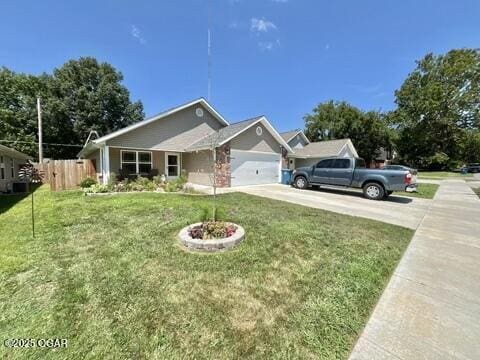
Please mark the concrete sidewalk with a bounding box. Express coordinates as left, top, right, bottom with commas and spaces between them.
350, 180, 480, 359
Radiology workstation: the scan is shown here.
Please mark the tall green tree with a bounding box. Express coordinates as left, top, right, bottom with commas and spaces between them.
0, 67, 48, 156
391, 49, 480, 168
304, 100, 392, 164
0, 57, 144, 159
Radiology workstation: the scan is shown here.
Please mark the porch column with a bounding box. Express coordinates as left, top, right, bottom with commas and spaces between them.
102, 145, 110, 184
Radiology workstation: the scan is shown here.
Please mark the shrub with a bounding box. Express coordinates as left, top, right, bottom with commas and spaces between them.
188, 221, 237, 240
152, 175, 165, 186
164, 181, 180, 192
108, 172, 118, 186
199, 206, 227, 222
80, 177, 97, 188
83, 183, 111, 194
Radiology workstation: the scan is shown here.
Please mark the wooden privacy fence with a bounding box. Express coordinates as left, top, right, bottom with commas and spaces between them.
36, 159, 96, 191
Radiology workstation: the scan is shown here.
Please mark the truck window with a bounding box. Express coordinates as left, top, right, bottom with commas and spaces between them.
316, 159, 334, 168
355, 159, 366, 168
332, 159, 351, 168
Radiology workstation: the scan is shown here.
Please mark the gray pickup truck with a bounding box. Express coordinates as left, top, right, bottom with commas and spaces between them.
291, 157, 417, 200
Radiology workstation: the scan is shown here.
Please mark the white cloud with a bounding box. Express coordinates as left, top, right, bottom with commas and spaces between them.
251, 18, 277, 32
258, 39, 281, 51
131, 25, 146, 45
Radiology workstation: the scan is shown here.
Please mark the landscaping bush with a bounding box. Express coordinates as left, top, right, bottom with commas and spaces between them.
199, 206, 227, 222
188, 221, 237, 240
79, 177, 97, 188
82, 173, 190, 194
83, 183, 111, 194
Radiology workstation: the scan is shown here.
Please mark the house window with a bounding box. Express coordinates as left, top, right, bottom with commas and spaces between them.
165, 153, 180, 178
121, 150, 152, 175
10, 158, 14, 178
0, 156, 4, 180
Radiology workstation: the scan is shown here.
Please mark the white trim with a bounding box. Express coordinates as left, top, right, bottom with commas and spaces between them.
229, 149, 279, 155
285, 130, 310, 145
120, 149, 153, 175
103, 146, 110, 184
346, 139, 359, 157
109, 145, 185, 153
165, 152, 181, 179
219, 116, 294, 154
92, 98, 229, 144
278, 153, 282, 183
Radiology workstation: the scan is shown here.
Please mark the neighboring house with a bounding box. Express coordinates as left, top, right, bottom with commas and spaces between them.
0, 144, 31, 193
280, 130, 359, 169
369, 147, 394, 168
78, 98, 294, 187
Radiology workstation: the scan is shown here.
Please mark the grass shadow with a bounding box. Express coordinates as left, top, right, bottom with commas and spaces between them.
0, 184, 41, 215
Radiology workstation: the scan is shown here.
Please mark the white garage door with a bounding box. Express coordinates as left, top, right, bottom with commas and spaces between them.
230, 150, 280, 186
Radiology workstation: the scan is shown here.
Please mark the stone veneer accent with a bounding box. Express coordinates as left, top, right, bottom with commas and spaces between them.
215, 144, 231, 188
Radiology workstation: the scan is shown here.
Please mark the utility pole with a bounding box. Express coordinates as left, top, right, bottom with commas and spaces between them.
37, 97, 43, 164
207, 0, 212, 101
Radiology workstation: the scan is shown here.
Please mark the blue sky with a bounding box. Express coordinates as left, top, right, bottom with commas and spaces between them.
1, 1, 479, 133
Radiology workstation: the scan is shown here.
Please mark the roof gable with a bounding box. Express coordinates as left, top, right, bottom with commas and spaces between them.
186, 116, 293, 153
92, 98, 229, 145
280, 130, 310, 145
290, 138, 358, 158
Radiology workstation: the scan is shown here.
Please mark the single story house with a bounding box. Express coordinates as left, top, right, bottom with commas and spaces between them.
78, 98, 359, 187
0, 144, 31, 193
78, 98, 294, 187
280, 130, 358, 169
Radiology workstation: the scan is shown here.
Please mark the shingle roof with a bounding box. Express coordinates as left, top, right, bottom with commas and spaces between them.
0, 144, 31, 160
290, 139, 350, 158
280, 130, 301, 142
186, 116, 263, 151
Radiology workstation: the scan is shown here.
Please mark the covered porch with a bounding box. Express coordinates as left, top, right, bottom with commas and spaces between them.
97, 146, 215, 186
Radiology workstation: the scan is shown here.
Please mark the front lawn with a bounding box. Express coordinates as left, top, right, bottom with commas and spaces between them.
0, 187, 412, 359
396, 183, 439, 199
418, 171, 473, 179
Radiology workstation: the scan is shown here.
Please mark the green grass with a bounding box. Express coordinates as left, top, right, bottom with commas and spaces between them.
396, 183, 439, 199
418, 171, 473, 179
0, 186, 413, 359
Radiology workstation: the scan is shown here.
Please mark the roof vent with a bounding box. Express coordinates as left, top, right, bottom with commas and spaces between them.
195, 108, 204, 117
256, 126, 263, 136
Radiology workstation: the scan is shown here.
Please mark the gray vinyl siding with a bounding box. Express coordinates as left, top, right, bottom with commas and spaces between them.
0, 152, 25, 192
288, 135, 308, 149
228, 123, 281, 154
183, 150, 213, 186
106, 104, 223, 151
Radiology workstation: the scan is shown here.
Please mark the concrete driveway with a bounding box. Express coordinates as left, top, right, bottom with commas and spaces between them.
234, 184, 431, 229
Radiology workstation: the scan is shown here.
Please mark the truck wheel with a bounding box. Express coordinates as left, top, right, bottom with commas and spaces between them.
294, 176, 308, 189
363, 183, 385, 200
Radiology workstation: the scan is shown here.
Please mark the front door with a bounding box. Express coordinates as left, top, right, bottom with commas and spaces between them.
165, 153, 180, 179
